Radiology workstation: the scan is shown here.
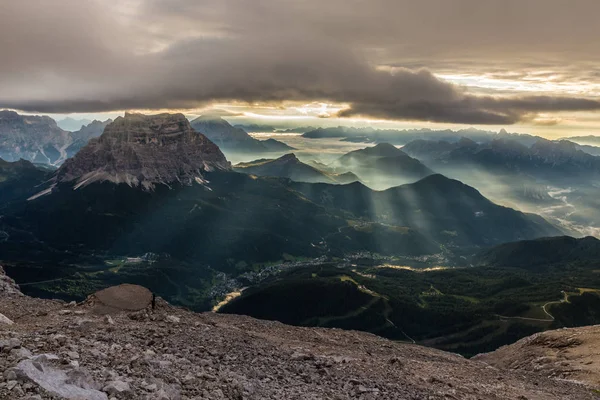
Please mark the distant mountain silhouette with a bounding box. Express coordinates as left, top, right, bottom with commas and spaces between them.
66, 119, 113, 158
234, 153, 359, 184
57, 117, 93, 132
332, 143, 433, 187
191, 116, 292, 154
403, 137, 600, 184
260, 138, 296, 152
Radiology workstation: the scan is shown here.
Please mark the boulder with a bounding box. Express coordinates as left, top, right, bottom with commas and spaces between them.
102, 380, 131, 396
13, 354, 107, 400
91, 284, 153, 313
0, 312, 14, 325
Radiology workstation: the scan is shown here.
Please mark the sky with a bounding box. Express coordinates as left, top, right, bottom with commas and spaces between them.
2, 0, 600, 138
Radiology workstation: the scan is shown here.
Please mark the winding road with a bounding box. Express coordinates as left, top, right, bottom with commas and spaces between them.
496, 291, 568, 322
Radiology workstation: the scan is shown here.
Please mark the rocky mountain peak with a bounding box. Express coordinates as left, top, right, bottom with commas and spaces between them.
55, 113, 231, 190
368, 142, 404, 156
277, 153, 299, 163
0, 110, 70, 165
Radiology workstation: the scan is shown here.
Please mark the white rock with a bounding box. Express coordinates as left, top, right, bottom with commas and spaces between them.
0, 338, 21, 351
165, 315, 180, 323
0, 312, 14, 325
10, 347, 32, 360
4, 369, 17, 381
103, 380, 131, 396
13, 356, 107, 400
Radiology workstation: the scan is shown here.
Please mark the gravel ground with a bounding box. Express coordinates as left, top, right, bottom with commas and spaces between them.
0, 270, 598, 399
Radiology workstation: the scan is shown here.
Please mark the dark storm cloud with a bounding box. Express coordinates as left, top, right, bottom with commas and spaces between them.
1, 0, 600, 124
340, 95, 600, 125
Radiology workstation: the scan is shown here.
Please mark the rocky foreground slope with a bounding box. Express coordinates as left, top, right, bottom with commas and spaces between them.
1, 267, 598, 399
474, 325, 600, 389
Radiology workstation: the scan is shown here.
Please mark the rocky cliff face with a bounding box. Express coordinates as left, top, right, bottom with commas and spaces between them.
0, 110, 71, 165
0, 267, 598, 399
56, 113, 231, 190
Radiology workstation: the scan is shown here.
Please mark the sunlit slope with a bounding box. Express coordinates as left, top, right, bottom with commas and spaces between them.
292, 174, 562, 247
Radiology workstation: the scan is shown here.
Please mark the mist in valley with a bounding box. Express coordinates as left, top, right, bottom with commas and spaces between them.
239, 132, 600, 239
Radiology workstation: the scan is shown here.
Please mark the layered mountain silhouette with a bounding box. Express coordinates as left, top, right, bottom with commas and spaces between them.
261, 138, 296, 152
56, 117, 93, 132
292, 174, 562, 247
331, 143, 433, 188
65, 119, 113, 158
191, 115, 294, 154
234, 153, 360, 184
561, 135, 600, 147
403, 137, 600, 184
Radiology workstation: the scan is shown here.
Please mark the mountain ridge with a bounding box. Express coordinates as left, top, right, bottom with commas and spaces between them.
190, 116, 292, 154
234, 153, 359, 184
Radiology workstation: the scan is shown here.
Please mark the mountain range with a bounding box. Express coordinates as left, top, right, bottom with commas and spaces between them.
292, 174, 562, 247
561, 135, 600, 147
0, 110, 71, 165
190, 116, 294, 154
3, 111, 597, 367
303, 126, 600, 156
402, 137, 600, 183
330, 143, 433, 188
0, 113, 566, 312
234, 153, 360, 184
235, 124, 317, 134
66, 119, 113, 158
0, 111, 113, 166
56, 117, 93, 132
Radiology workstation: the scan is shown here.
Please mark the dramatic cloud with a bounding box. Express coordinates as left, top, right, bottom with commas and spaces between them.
1, 0, 600, 125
